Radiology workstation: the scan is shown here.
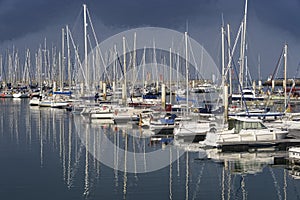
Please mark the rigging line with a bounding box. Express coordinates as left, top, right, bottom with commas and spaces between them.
87, 34, 98, 89
187, 35, 205, 81
245, 63, 253, 87
71, 8, 83, 34
67, 28, 87, 86
264, 47, 284, 109
86, 8, 112, 85
116, 52, 125, 78
231, 51, 250, 114
224, 21, 243, 79
124, 38, 133, 76
269, 47, 285, 85
131, 54, 144, 88
286, 62, 300, 106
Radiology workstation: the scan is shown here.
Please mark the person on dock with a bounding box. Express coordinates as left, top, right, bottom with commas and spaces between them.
94, 92, 99, 102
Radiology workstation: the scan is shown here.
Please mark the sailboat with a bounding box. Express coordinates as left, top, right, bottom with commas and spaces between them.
174, 120, 216, 142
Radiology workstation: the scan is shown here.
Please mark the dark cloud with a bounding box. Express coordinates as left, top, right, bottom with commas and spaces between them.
0, 0, 77, 42
1, 0, 300, 42
1, 0, 300, 79
89, 0, 220, 27
252, 0, 300, 37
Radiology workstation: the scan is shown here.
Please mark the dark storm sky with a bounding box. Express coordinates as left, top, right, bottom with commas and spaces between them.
0, 0, 300, 79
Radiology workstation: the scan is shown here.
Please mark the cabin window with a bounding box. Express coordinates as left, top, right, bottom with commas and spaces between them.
243, 121, 267, 130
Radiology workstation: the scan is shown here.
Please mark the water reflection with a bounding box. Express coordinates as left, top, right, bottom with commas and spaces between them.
203, 148, 289, 200
1, 99, 300, 199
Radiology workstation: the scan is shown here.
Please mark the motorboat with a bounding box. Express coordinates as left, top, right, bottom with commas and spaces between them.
202, 117, 288, 146
150, 113, 177, 135
231, 88, 265, 101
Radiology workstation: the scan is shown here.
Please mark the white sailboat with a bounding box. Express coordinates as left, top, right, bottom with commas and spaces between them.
174, 120, 216, 143
81, 104, 115, 120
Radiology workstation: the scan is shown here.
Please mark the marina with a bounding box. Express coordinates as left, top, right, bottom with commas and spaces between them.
1, 1, 300, 199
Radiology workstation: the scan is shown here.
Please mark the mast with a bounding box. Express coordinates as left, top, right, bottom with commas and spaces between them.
221, 25, 225, 92
169, 48, 172, 104
132, 32, 136, 98
239, 0, 248, 88
185, 32, 189, 114
258, 54, 261, 82
0, 55, 2, 83
239, 21, 244, 89
284, 44, 288, 110
61, 28, 65, 91
222, 25, 228, 123
227, 24, 232, 95
142, 47, 146, 92
38, 47, 43, 94
122, 36, 127, 105
83, 4, 88, 92
113, 45, 117, 94
66, 25, 72, 92
176, 52, 179, 95
133, 32, 136, 85
58, 51, 61, 92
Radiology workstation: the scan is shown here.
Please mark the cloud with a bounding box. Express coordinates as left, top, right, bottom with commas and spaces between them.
0, 0, 77, 42
1, 0, 300, 79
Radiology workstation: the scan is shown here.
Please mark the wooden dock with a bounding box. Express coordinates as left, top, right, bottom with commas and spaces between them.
217, 139, 300, 152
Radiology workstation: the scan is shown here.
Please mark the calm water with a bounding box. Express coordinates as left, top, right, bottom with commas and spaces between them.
1, 99, 300, 200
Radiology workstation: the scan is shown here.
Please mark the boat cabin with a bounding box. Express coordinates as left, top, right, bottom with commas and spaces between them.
228, 117, 267, 134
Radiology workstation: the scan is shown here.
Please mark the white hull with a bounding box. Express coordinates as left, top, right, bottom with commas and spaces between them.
39, 100, 52, 107
91, 112, 114, 119
29, 98, 40, 106
81, 104, 116, 119
51, 101, 69, 109
202, 117, 289, 147
174, 121, 211, 136
13, 93, 29, 98
217, 128, 288, 143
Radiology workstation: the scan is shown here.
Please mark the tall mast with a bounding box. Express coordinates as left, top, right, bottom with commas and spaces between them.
132, 32, 136, 97
142, 47, 146, 90
221, 25, 225, 91
284, 44, 288, 110
241, 0, 248, 88
123, 36, 127, 105
83, 4, 88, 92
0, 55, 2, 83
61, 28, 65, 91
169, 48, 172, 104
185, 32, 189, 114
66, 25, 72, 92
258, 54, 261, 82
227, 24, 232, 95
239, 21, 244, 89
133, 32, 136, 82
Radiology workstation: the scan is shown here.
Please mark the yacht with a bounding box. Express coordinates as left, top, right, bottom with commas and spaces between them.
231, 88, 265, 101
202, 117, 288, 146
